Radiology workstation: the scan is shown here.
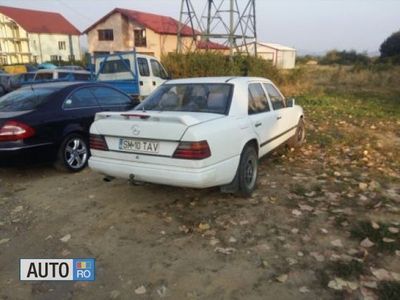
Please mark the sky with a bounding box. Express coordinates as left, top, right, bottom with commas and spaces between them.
1, 0, 399, 55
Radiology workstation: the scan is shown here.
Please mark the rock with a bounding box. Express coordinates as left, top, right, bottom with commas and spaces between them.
371, 222, 380, 229
0, 238, 10, 245
370, 268, 392, 281
156, 285, 167, 298
229, 237, 237, 243
331, 239, 344, 248
215, 247, 236, 255
328, 277, 358, 290
360, 238, 375, 248
134, 285, 146, 295
292, 209, 302, 217
310, 252, 325, 262
305, 191, 316, 197
239, 220, 249, 225
276, 274, 288, 283
12, 206, 23, 213
388, 227, 399, 233
60, 234, 71, 243
297, 251, 304, 257
110, 290, 120, 299
198, 223, 210, 231
359, 183, 368, 191
360, 287, 378, 300
179, 225, 189, 233
320, 228, 329, 234
382, 238, 395, 243
291, 228, 299, 234
209, 238, 220, 246
396, 250, 400, 257
334, 171, 341, 177
299, 204, 313, 211
299, 286, 310, 293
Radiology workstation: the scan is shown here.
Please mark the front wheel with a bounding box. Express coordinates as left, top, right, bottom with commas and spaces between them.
238, 146, 258, 197
289, 119, 305, 148
56, 134, 89, 172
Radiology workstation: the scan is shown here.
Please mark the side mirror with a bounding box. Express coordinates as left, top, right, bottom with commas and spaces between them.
287, 98, 295, 107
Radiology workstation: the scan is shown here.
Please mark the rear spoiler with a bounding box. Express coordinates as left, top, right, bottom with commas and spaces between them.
94, 111, 201, 126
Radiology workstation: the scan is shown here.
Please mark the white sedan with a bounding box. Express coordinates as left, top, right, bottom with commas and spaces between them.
88, 77, 304, 196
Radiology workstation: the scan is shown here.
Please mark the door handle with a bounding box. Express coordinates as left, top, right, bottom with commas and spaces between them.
255, 122, 262, 127
152, 81, 156, 86
276, 116, 282, 120
139, 81, 143, 86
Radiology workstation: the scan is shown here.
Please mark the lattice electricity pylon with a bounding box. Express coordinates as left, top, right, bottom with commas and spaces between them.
177, 0, 257, 57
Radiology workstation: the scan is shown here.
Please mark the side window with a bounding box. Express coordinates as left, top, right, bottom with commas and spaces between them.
263, 83, 286, 110
74, 73, 90, 81
58, 72, 70, 79
100, 59, 131, 74
91, 87, 131, 106
35, 72, 53, 81
248, 83, 270, 115
137, 58, 150, 76
64, 88, 98, 109
150, 59, 168, 79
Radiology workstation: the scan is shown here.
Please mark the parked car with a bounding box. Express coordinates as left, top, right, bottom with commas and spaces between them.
33, 69, 91, 83
0, 82, 138, 170
57, 65, 85, 71
89, 77, 305, 196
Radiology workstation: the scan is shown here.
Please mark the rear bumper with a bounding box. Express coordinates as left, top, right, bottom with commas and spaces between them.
0, 142, 55, 165
89, 155, 239, 189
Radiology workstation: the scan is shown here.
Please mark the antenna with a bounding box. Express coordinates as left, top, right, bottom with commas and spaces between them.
177, 0, 257, 57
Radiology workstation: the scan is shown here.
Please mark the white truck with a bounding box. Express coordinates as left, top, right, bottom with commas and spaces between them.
92, 51, 170, 99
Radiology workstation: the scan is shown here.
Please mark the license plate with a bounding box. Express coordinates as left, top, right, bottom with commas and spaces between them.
119, 138, 159, 154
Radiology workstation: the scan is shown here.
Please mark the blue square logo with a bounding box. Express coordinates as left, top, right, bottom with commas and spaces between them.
73, 259, 95, 281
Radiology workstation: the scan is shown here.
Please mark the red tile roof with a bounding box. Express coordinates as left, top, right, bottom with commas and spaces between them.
197, 40, 230, 50
84, 8, 196, 36
0, 6, 80, 35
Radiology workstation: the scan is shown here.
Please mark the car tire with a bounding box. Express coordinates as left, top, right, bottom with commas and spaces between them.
237, 145, 258, 197
289, 118, 305, 148
56, 133, 89, 172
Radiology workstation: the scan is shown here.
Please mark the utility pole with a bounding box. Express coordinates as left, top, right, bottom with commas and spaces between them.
177, 0, 257, 58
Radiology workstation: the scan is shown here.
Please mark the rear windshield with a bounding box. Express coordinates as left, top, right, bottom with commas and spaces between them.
0, 88, 54, 112
136, 83, 233, 114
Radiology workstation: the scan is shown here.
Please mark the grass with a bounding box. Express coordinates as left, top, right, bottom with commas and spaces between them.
350, 221, 400, 253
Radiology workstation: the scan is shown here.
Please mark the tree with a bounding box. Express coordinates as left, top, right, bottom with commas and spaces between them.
380, 30, 400, 58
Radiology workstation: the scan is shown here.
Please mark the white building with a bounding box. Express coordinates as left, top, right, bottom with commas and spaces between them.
239, 42, 296, 69
0, 6, 81, 64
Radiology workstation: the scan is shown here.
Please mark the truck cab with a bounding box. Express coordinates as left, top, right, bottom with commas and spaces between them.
93, 52, 169, 99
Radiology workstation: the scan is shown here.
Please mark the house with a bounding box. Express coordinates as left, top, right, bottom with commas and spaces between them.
0, 6, 81, 65
238, 42, 296, 69
84, 8, 228, 59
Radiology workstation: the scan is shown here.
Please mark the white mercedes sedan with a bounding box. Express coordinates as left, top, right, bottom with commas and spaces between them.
88, 77, 304, 196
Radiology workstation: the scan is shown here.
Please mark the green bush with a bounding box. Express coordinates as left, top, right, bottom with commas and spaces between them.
161, 52, 282, 83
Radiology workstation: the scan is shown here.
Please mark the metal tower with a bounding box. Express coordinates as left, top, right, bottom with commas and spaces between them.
177, 0, 257, 57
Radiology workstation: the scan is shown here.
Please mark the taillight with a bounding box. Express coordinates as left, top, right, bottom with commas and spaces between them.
0, 120, 35, 142
89, 134, 109, 151
173, 141, 211, 160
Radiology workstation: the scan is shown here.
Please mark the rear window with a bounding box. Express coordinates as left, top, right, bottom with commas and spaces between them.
0, 88, 54, 112
136, 83, 232, 114
99, 59, 131, 74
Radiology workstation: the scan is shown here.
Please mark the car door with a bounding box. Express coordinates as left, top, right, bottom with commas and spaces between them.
62, 87, 104, 133
263, 82, 298, 135
90, 86, 137, 112
247, 82, 280, 156
149, 59, 168, 93
137, 57, 153, 97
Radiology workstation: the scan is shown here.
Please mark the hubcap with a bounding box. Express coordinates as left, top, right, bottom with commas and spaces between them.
244, 158, 257, 187
64, 138, 87, 169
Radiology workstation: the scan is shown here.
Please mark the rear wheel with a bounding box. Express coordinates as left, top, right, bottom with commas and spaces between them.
56, 134, 89, 172
237, 145, 258, 197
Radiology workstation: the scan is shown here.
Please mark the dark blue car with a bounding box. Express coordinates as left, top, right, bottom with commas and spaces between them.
0, 82, 138, 171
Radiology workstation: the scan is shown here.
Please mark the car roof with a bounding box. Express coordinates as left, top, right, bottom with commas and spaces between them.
166, 76, 273, 85
18, 81, 111, 90
35, 69, 89, 74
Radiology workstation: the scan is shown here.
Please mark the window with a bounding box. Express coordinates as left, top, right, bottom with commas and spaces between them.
263, 83, 285, 110
137, 57, 150, 76
248, 83, 270, 115
99, 59, 131, 74
134, 29, 147, 47
58, 72, 70, 79
64, 88, 98, 109
0, 88, 54, 112
98, 29, 114, 41
90, 87, 131, 106
58, 41, 66, 50
150, 59, 168, 79
34, 72, 54, 81
136, 83, 232, 114
73, 73, 91, 81
50, 55, 59, 61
